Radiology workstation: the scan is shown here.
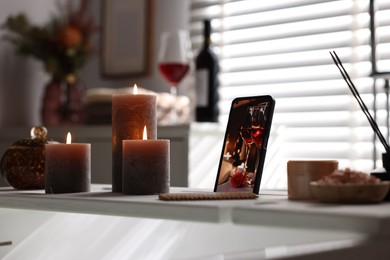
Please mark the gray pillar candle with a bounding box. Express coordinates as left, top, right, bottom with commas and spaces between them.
122, 135, 170, 195
45, 133, 91, 194
112, 86, 157, 192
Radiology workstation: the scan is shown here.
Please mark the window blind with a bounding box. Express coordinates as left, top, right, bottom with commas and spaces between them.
189, 0, 390, 189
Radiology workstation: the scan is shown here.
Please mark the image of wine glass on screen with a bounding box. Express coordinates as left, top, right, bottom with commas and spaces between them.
250, 102, 269, 183
158, 31, 192, 124
239, 106, 256, 175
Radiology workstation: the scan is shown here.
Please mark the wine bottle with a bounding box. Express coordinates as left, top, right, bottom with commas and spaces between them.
195, 20, 219, 122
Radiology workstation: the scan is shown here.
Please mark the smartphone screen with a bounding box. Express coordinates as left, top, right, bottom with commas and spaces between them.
214, 95, 275, 194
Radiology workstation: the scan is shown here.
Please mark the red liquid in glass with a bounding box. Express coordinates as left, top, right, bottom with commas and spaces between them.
251, 126, 265, 147
159, 62, 190, 85
240, 127, 254, 145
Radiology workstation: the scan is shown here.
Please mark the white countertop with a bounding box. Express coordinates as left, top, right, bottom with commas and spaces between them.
0, 184, 390, 238
232, 196, 390, 237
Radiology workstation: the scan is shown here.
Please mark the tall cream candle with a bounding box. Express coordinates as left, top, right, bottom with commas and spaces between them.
45, 132, 91, 194
112, 85, 157, 192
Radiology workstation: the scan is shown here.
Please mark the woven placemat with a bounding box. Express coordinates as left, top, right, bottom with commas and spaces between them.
158, 192, 258, 201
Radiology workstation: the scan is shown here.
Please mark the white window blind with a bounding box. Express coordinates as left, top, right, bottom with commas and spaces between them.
190, 0, 390, 189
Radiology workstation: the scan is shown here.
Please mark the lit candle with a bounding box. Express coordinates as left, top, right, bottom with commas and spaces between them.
122, 126, 170, 195
45, 132, 91, 194
112, 84, 157, 192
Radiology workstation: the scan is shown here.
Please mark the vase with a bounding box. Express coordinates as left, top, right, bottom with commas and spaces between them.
41, 75, 85, 125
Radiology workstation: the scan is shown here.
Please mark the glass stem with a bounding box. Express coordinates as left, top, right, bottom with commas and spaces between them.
170, 86, 178, 124
254, 149, 260, 178
243, 144, 251, 173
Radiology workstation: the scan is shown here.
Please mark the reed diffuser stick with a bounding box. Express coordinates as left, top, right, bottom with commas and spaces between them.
329, 51, 390, 153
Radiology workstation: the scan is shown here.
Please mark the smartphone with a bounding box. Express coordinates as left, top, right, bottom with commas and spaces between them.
213, 95, 275, 194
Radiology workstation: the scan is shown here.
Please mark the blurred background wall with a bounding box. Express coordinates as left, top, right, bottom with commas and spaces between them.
0, 0, 191, 127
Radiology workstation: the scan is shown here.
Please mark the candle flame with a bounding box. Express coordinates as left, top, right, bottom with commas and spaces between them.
143, 126, 147, 140
66, 132, 72, 144
133, 84, 138, 95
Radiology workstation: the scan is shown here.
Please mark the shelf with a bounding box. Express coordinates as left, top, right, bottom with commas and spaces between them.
1, 185, 390, 238
0, 185, 253, 224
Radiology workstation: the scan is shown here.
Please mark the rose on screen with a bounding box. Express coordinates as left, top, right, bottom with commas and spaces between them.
230, 172, 247, 188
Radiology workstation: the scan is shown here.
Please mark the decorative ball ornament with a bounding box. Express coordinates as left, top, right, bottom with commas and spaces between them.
0, 126, 57, 190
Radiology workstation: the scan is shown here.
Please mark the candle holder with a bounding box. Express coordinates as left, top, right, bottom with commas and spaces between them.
0, 126, 58, 190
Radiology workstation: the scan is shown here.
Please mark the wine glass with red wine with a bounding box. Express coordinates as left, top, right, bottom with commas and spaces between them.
250, 103, 269, 180
240, 106, 255, 174
158, 31, 192, 123
251, 103, 268, 148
